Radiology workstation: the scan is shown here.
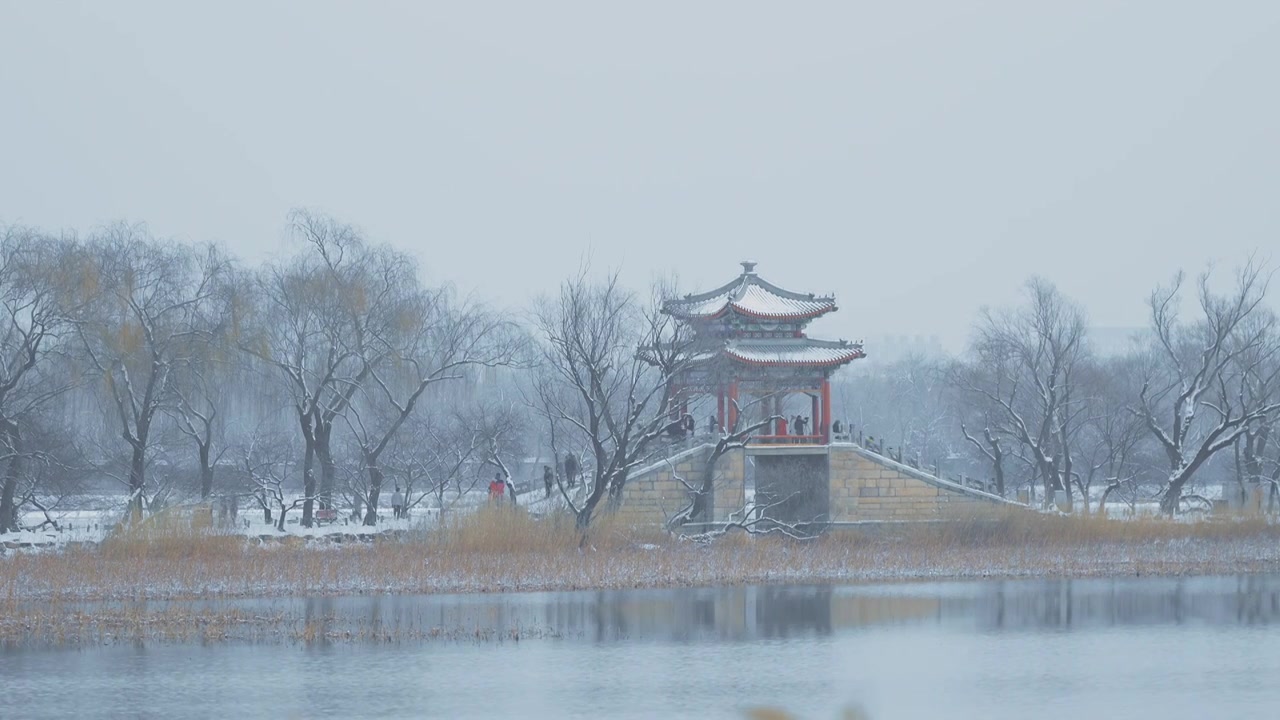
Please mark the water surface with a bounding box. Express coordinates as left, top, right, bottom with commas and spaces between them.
3, 575, 1278, 719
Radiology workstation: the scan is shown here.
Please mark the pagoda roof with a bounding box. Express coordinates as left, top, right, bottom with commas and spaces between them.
646, 337, 865, 370
664, 262, 837, 321
724, 338, 865, 367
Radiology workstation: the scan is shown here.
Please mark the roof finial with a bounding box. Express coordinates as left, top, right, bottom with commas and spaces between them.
740, 261, 757, 275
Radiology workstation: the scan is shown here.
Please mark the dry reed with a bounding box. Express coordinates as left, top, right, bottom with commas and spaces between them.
2, 508, 1278, 607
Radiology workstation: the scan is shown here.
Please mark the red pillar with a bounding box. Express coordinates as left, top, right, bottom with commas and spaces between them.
810, 393, 819, 441
821, 378, 832, 444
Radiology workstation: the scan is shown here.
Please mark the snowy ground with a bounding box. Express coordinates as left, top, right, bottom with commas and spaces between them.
1, 488, 574, 551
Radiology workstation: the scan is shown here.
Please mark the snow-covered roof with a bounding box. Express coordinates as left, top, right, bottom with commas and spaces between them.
640, 337, 865, 369
664, 262, 837, 321
724, 338, 865, 367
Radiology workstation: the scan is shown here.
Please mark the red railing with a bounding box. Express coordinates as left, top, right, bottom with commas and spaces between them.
750, 434, 826, 445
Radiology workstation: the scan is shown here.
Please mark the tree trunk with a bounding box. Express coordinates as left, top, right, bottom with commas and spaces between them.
1060, 459, 1074, 513
199, 442, 214, 500
576, 480, 606, 532
671, 443, 732, 528
1074, 479, 1089, 515
363, 453, 382, 527
1160, 474, 1189, 515
300, 428, 317, 528
1098, 480, 1122, 516
128, 441, 147, 520
606, 475, 624, 509
316, 421, 336, 511
684, 491, 708, 525
0, 421, 22, 534
1041, 467, 1055, 511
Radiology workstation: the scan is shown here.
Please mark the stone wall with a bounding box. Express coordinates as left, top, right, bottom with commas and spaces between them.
615, 445, 748, 527
827, 445, 1010, 521
615, 442, 1015, 528
712, 448, 747, 520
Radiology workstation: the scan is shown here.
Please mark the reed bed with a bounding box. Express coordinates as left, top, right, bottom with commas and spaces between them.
2, 507, 1278, 607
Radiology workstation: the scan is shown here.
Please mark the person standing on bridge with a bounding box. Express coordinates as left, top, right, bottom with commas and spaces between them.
489, 473, 506, 504
563, 453, 579, 488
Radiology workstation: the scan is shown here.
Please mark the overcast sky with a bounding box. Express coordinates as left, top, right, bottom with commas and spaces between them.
2, 0, 1278, 351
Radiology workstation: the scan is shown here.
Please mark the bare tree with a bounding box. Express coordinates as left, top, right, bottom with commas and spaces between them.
1229, 311, 1280, 511
238, 429, 306, 531
74, 226, 230, 519
666, 392, 779, 529
531, 269, 694, 532
165, 269, 239, 501
166, 361, 227, 500
391, 411, 482, 518
240, 211, 389, 526
3, 412, 93, 531
468, 397, 527, 507
1134, 261, 1280, 514
344, 277, 519, 525
384, 401, 519, 519
1074, 355, 1150, 514
675, 492, 814, 542
958, 278, 1088, 510
0, 228, 87, 532
959, 419, 1006, 497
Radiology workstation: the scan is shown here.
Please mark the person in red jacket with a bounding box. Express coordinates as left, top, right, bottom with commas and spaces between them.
488, 473, 506, 503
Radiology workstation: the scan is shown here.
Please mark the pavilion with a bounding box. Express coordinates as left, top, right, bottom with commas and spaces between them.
662, 262, 865, 444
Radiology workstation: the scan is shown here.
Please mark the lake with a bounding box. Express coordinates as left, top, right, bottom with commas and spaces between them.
3, 575, 1278, 719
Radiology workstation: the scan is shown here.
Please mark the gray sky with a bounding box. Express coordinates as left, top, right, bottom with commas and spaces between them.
2, 0, 1278, 351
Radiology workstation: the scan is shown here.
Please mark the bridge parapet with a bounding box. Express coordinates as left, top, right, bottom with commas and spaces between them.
828, 444, 1020, 522
613, 441, 1023, 529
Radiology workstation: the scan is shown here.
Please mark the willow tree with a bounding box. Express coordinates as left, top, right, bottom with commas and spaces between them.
342, 265, 520, 526
75, 225, 231, 518
240, 211, 374, 526
0, 228, 88, 532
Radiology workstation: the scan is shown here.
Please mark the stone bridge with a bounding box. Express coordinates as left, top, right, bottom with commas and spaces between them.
616, 442, 1020, 528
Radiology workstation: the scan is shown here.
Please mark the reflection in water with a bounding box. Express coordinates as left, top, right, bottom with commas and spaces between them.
5, 575, 1280, 650
967, 575, 1280, 631
455, 575, 1280, 642
4, 576, 1280, 720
